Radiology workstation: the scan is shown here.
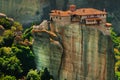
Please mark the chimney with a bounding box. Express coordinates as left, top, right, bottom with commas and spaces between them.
69, 5, 76, 12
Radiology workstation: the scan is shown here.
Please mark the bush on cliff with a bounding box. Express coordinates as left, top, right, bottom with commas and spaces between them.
26, 69, 40, 80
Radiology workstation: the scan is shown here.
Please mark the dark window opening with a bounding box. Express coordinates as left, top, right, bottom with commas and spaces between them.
50, 18, 53, 22
59, 17, 61, 20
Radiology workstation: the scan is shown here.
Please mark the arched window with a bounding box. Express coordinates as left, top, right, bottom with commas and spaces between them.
50, 18, 53, 22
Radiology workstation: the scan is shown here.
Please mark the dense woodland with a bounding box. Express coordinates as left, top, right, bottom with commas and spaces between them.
111, 29, 120, 80
0, 15, 120, 80
0, 16, 53, 80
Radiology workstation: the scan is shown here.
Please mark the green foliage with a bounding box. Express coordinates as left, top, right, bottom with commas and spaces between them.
111, 29, 120, 48
2, 30, 14, 47
116, 72, 120, 80
12, 45, 36, 75
0, 16, 36, 79
0, 16, 54, 80
0, 47, 13, 57
26, 69, 40, 80
0, 36, 4, 47
0, 17, 13, 29
111, 29, 120, 80
23, 27, 33, 41
26, 68, 54, 80
3, 75, 16, 80
0, 75, 16, 80
12, 21, 23, 31
0, 47, 23, 77
0, 17, 23, 47
0, 30, 14, 47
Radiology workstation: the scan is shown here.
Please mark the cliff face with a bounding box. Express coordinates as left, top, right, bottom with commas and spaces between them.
32, 21, 115, 80
33, 31, 63, 79
0, 0, 50, 25
0, 0, 120, 33
32, 21, 63, 79
56, 23, 114, 80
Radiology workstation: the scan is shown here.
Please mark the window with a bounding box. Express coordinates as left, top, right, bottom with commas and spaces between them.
59, 17, 61, 20
94, 15, 97, 17
87, 20, 94, 22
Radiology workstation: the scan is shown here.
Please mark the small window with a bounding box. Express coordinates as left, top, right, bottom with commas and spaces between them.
59, 17, 61, 20
56, 16, 58, 19
94, 15, 97, 17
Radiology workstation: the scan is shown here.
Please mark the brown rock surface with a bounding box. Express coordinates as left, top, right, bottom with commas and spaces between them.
53, 23, 114, 80
33, 21, 115, 80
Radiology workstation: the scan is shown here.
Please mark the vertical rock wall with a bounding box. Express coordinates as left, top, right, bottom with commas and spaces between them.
32, 22, 115, 80
32, 30, 63, 79
53, 23, 114, 80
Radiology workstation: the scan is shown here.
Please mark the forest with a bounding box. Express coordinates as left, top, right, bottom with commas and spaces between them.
0, 16, 53, 80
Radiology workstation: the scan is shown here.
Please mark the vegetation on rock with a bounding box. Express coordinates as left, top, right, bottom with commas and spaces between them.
111, 29, 120, 80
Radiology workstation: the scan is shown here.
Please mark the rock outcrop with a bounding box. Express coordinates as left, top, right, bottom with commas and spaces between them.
55, 23, 114, 80
32, 21, 63, 79
32, 20, 115, 80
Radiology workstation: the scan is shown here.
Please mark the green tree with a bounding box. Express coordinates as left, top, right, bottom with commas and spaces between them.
0, 47, 23, 78
12, 45, 36, 75
23, 27, 33, 41
0, 18, 13, 29
12, 21, 23, 31
3, 75, 16, 80
2, 30, 14, 47
26, 69, 40, 80
111, 29, 120, 80
111, 29, 120, 48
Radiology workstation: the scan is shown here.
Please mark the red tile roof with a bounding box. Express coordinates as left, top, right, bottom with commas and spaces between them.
105, 23, 112, 27
73, 8, 107, 16
50, 10, 71, 17
50, 8, 107, 17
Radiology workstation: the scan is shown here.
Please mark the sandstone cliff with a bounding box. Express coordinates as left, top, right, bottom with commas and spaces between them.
56, 23, 114, 80
32, 21, 63, 79
32, 21, 115, 80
